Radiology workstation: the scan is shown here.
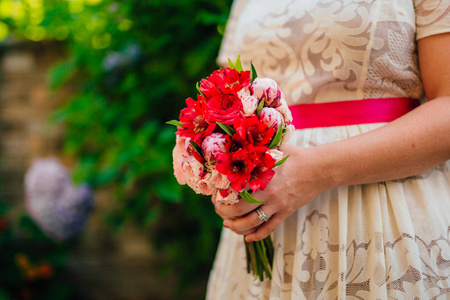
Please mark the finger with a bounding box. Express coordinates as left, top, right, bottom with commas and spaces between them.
223, 223, 257, 236
244, 213, 285, 242
215, 199, 260, 219
224, 205, 275, 233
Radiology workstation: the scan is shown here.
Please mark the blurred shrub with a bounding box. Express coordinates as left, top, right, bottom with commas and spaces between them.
3, 0, 232, 298
0, 202, 76, 300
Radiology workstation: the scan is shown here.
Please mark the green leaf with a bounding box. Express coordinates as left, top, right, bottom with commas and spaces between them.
228, 58, 235, 69
250, 61, 258, 82
166, 120, 183, 127
196, 81, 205, 97
268, 125, 283, 149
189, 141, 206, 161
217, 122, 236, 136
274, 154, 290, 167
240, 190, 264, 204
234, 55, 243, 71
256, 99, 265, 116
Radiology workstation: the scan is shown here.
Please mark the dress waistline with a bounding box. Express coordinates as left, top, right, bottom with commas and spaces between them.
288, 97, 420, 129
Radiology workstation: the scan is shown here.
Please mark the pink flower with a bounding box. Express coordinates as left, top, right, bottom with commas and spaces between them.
173, 136, 189, 185
201, 133, 228, 163
238, 88, 259, 117
259, 107, 284, 131
182, 156, 204, 182
276, 98, 293, 124
250, 78, 282, 107
215, 187, 240, 205
210, 169, 230, 189
192, 173, 216, 196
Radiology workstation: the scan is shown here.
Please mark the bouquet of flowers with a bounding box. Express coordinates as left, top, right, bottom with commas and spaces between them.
168, 57, 294, 280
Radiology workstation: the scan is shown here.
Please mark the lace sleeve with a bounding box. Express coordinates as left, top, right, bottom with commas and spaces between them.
415, 0, 450, 40
217, 0, 249, 67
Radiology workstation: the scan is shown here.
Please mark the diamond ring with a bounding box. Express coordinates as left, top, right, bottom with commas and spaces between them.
256, 207, 270, 222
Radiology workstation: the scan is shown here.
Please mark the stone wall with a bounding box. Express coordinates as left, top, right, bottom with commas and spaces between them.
0, 42, 183, 300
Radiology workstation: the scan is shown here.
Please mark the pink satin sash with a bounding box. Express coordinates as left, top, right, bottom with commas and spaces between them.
289, 97, 420, 129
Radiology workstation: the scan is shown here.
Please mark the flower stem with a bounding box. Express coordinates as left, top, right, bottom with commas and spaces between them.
244, 236, 274, 281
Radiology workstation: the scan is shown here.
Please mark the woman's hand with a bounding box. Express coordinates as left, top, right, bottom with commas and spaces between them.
213, 145, 332, 242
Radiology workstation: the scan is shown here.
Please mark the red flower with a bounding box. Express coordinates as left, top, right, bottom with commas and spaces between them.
226, 132, 248, 154
205, 93, 243, 125
177, 97, 216, 143
199, 68, 251, 99
235, 115, 275, 146
247, 146, 276, 192
216, 149, 254, 192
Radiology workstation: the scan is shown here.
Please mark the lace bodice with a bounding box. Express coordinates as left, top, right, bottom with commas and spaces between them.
218, 0, 450, 105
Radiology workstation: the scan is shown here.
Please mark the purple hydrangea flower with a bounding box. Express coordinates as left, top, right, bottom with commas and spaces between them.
25, 158, 94, 241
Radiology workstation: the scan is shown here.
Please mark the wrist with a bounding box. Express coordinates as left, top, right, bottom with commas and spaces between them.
310, 144, 342, 192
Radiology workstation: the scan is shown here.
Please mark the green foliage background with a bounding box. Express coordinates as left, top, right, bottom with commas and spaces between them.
1, 0, 233, 298
0, 203, 75, 300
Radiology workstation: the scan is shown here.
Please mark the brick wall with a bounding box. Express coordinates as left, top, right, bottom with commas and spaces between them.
0, 41, 66, 206
0, 42, 182, 300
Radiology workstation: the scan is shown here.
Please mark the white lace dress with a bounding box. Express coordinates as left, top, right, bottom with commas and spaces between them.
206, 0, 450, 299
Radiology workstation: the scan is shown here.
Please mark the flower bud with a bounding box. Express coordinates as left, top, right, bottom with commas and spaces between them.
259, 107, 284, 131
201, 133, 228, 163
250, 78, 282, 107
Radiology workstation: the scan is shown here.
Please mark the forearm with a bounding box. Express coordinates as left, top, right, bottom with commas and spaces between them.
313, 97, 450, 189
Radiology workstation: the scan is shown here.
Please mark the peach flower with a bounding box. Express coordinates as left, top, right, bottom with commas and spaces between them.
192, 173, 216, 196
210, 169, 230, 190
182, 155, 204, 182
238, 87, 259, 117
214, 187, 239, 205
172, 136, 189, 185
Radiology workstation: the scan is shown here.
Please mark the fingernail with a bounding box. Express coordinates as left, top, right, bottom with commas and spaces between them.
245, 237, 253, 243
223, 221, 229, 228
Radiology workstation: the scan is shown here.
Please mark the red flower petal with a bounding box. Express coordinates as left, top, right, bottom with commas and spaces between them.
205, 93, 243, 125
199, 68, 250, 100
216, 153, 232, 175
177, 97, 216, 142
234, 115, 275, 146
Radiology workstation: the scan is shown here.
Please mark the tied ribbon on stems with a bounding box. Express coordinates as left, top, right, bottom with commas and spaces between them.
167, 55, 293, 281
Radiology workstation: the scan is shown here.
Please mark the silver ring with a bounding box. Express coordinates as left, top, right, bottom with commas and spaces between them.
256, 207, 270, 222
